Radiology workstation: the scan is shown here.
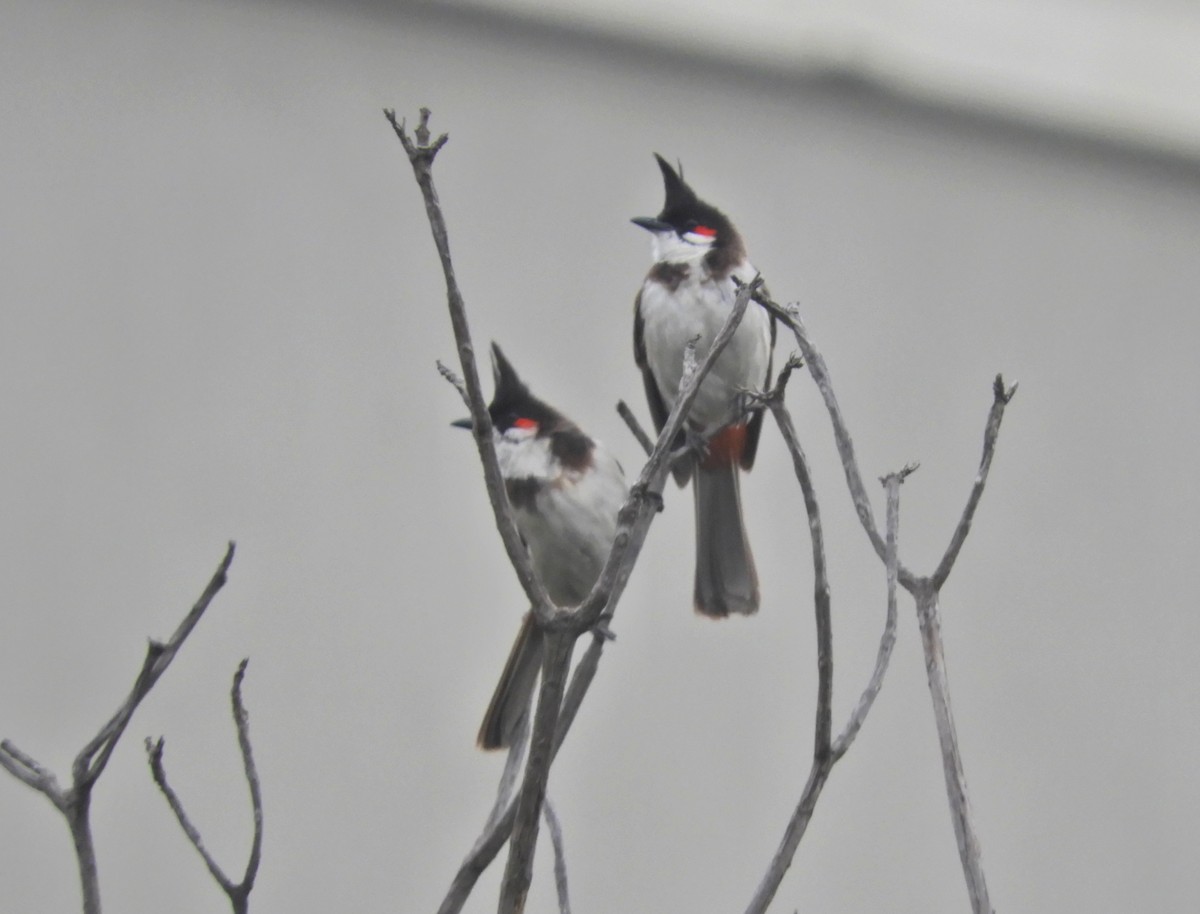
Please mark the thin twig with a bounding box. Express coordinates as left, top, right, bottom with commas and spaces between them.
0, 543, 236, 914
145, 658, 262, 914
386, 107, 551, 620
436, 360, 470, 408
146, 737, 235, 895
542, 796, 572, 914
0, 741, 62, 801
616, 400, 654, 457
76, 543, 235, 787
500, 631, 573, 912
745, 385, 832, 914
476, 714, 530, 849
754, 293, 919, 588
552, 627, 609, 756
437, 633, 599, 914
233, 659, 264, 907
758, 287, 1009, 910
832, 463, 915, 761
765, 389, 832, 760
915, 583, 993, 914
930, 376, 1017, 589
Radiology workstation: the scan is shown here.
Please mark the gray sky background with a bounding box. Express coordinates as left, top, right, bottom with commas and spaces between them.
2, 1, 1198, 912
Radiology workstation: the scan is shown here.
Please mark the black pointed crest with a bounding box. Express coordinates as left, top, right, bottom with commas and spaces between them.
486, 342, 564, 432
653, 153, 697, 215
490, 342, 529, 405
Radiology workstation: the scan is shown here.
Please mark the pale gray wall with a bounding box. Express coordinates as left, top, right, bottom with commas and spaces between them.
2, 1, 1197, 912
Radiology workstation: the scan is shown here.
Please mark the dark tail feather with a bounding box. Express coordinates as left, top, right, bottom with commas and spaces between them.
693, 462, 759, 617
477, 613, 543, 750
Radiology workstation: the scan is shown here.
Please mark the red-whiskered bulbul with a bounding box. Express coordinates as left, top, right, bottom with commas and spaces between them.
633, 154, 774, 618
454, 343, 628, 749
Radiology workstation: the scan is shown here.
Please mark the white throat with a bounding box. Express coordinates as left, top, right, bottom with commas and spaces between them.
495, 427, 556, 481
650, 230, 713, 265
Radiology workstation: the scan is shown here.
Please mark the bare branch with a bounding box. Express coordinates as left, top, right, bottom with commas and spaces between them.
437, 637, 594, 914
616, 400, 654, 457
500, 632, 573, 913
477, 714, 529, 849
436, 359, 470, 409
385, 108, 551, 620
763, 393, 832, 760
146, 736, 237, 896
744, 765, 831, 914
832, 464, 915, 761
758, 287, 1005, 909
75, 542, 236, 787
753, 294, 912, 582
915, 584, 993, 913
930, 375, 1017, 589
0, 543, 237, 914
389, 111, 762, 912
232, 659, 264, 903
756, 292, 1016, 611
145, 658, 262, 914
397, 110, 1010, 914
0, 740, 64, 805
384, 107, 447, 160
542, 796, 572, 914
745, 391, 832, 914
392, 115, 767, 907
552, 627, 609, 756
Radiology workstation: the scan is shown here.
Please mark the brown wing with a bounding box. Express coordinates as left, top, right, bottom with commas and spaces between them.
635, 289, 692, 486
634, 289, 671, 435
740, 304, 777, 472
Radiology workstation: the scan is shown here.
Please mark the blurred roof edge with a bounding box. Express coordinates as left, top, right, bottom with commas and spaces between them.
413, 0, 1200, 166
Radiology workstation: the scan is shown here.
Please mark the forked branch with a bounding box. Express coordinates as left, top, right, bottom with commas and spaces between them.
391, 109, 1014, 914
745, 356, 912, 913
388, 106, 764, 914
145, 658, 263, 914
754, 291, 1012, 914
0, 543, 236, 914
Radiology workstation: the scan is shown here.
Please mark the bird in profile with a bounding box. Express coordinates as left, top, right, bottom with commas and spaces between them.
454, 343, 627, 749
632, 154, 774, 617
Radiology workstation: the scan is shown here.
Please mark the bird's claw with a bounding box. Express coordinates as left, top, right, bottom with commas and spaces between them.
631, 482, 664, 513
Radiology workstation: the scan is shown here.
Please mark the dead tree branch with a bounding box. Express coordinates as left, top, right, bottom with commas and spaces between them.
915, 583, 990, 913
436, 625, 610, 914
388, 106, 763, 914
755, 290, 1012, 914
145, 658, 263, 914
931, 375, 1017, 590
0, 543, 236, 914
390, 108, 1014, 914
745, 353, 911, 913
542, 796, 572, 914
385, 107, 550, 618
832, 463, 915, 761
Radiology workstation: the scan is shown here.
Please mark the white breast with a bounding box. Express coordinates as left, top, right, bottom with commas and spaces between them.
499, 432, 627, 607
639, 262, 771, 434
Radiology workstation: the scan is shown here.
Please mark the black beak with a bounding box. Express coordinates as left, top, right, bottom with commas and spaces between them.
631, 216, 672, 232
450, 417, 473, 430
